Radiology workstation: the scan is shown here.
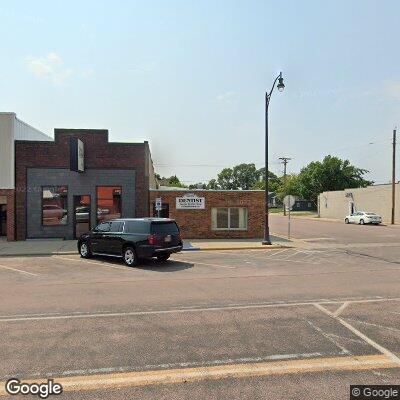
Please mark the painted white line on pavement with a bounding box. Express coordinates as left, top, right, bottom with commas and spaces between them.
333, 301, 350, 317
345, 318, 400, 334
53, 256, 128, 271
0, 263, 38, 277
264, 249, 291, 259
314, 303, 400, 365
173, 259, 236, 269
1, 297, 399, 323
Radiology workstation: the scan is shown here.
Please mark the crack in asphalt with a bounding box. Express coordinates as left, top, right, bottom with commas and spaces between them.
344, 249, 400, 265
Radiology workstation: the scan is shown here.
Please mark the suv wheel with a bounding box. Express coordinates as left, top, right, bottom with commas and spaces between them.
123, 247, 137, 267
359, 219, 365, 225
344, 218, 349, 224
79, 242, 92, 259
157, 254, 170, 262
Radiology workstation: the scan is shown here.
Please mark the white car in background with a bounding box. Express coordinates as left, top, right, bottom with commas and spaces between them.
344, 211, 382, 225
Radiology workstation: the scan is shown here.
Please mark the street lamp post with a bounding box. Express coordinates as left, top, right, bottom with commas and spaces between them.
263, 72, 285, 245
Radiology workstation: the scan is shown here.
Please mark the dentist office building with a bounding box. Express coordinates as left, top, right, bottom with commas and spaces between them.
1, 113, 265, 241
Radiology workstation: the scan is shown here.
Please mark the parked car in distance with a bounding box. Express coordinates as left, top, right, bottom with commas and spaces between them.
43, 204, 68, 225
77, 218, 183, 266
344, 211, 382, 225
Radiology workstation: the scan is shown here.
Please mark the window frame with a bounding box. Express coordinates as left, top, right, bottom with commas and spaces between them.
109, 221, 125, 233
95, 186, 123, 224
41, 186, 69, 227
94, 221, 111, 232
211, 207, 248, 231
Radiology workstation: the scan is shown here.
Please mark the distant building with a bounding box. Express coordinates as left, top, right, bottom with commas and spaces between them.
318, 184, 399, 222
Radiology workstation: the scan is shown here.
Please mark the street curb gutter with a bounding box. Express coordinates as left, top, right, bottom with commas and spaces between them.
0, 245, 290, 258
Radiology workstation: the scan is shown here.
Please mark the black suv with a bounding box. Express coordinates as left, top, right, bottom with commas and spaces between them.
77, 218, 183, 266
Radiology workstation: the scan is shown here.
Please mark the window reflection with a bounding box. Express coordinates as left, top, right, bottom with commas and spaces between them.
42, 186, 68, 226
97, 187, 122, 223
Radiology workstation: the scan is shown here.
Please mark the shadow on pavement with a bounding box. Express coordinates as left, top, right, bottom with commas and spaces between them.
136, 259, 194, 272
93, 255, 194, 272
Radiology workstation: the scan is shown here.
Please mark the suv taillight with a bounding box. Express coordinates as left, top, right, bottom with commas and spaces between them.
148, 234, 156, 245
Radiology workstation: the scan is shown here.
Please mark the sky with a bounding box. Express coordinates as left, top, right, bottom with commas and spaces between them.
1, 0, 399, 185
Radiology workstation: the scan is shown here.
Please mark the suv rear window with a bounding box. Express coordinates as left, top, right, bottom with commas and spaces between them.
151, 222, 179, 235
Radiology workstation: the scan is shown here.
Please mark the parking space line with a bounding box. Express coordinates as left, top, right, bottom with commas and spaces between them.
171, 258, 236, 269
0, 263, 38, 277
314, 303, 400, 365
264, 249, 291, 259
53, 256, 129, 271
333, 301, 350, 317
1, 296, 399, 323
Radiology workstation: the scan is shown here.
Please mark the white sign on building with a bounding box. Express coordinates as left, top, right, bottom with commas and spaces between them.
155, 197, 162, 211
176, 193, 205, 209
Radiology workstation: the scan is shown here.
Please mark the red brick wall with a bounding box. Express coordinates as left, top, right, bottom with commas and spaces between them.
15, 130, 150, 240
0, 189, 15, 241
150, 190, 265, 239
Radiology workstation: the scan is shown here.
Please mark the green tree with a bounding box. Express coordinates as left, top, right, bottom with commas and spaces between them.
252, 168, 281, 192
156, 174, 188, 188
206, 179, 219, 189
188, 183, 207, 189
217, 167, 236, 189
276, 173, 301, 200
232, 163, 261, 190
297, 155, 373, 204
217, 163, 265, 190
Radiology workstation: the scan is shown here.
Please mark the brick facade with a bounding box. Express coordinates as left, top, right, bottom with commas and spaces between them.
0, 189, 15, 241
15, 129, 152, 240
150, 190, 265, 239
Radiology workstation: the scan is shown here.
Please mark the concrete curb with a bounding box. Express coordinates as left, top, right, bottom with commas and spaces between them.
0, 245, 290, 257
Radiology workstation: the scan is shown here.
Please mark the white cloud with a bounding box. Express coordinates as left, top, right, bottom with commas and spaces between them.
215, 91, 237, 104
25, 53, 72, 86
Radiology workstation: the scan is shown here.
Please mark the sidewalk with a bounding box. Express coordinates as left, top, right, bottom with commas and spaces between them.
0, 235, 290, 257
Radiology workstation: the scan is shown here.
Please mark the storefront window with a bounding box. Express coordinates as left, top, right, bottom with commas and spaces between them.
42, 186, 68, 226
97, 187, 122, 223
211, 207, 247, 230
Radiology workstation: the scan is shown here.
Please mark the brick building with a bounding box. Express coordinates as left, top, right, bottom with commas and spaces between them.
149, 189, 265, 239
3, 114, 266, 241
14, 129, 156, 240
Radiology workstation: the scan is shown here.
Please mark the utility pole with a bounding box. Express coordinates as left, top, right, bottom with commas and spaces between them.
392, 128, 397, 225
279, 157, 292, 216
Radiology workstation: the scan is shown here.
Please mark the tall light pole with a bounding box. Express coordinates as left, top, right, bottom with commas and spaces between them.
263, 72, 285, 245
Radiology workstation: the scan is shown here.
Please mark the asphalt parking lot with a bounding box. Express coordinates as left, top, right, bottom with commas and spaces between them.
0, 236, 399, 398
270, 214, 400, 245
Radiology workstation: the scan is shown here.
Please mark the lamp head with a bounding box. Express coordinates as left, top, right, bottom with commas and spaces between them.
277, 73, 285, 92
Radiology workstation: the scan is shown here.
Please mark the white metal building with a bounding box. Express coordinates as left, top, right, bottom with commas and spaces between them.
0, 112, 51, 239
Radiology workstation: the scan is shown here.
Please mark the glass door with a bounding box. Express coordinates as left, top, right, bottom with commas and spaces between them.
74, 195, 91, 239
0, 205, 6, 236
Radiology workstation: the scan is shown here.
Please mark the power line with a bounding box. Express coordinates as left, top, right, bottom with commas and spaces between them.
154, 162, 282, 167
